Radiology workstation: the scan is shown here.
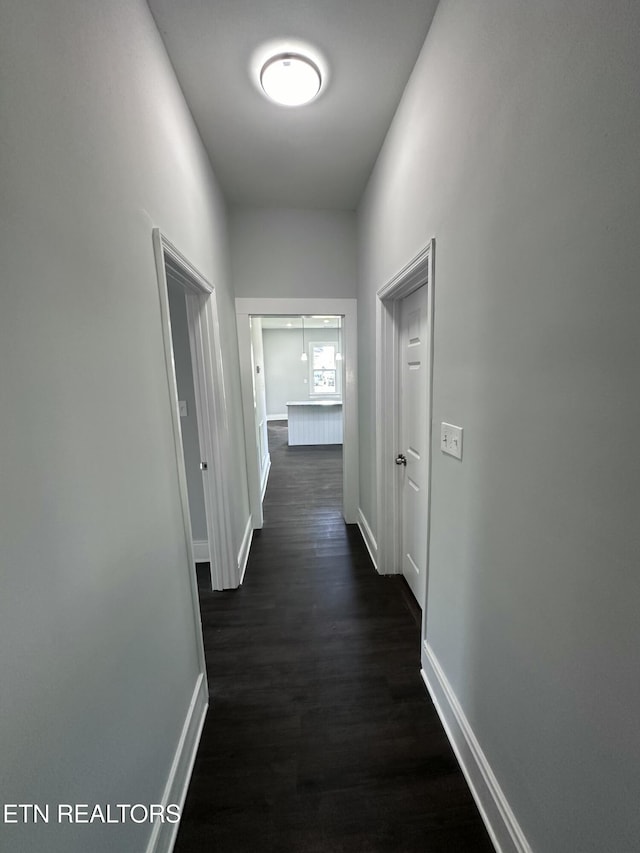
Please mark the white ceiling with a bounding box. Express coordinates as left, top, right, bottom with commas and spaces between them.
147, 0, 439, 209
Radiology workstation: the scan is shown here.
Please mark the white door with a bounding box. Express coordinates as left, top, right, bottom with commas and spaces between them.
398, 284, 429, 606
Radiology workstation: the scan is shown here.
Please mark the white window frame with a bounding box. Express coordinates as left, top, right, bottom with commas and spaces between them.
308, 339, 342, 397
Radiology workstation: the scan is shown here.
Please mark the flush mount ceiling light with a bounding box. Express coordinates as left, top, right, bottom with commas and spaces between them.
260, 52, 322, 107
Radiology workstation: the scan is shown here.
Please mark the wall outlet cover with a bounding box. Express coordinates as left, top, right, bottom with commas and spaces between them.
441, 422, 463, 460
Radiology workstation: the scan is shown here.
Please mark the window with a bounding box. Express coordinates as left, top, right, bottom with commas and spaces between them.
309, 342, 341, 396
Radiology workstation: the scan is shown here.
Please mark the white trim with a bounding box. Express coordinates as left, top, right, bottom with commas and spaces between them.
377, 243, 433, 300
236, 313, 265, 529
421, 645, 532, 853
192, 540, 209, 563
235, 297, 359, 524
375, 240, 435, 630
260, 456, 271, 502
237, 515, 253, 584
153, 229, 237, 591
357, 508, 378, 570
145, 674, 208, 853
266, 413, 288, 421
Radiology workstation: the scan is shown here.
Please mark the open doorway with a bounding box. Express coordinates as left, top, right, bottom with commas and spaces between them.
248, 315, 345, 528
235, 297, 358, 531
246, 314, 345, 504
153, 229, 236, 591
165, 279, 209, 572
248, 314, 346, 546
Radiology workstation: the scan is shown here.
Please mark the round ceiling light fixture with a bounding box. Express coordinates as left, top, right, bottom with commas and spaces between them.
260, 52, 322, 107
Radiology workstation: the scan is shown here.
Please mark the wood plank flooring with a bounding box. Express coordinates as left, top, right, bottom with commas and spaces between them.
176, 421, 494, 852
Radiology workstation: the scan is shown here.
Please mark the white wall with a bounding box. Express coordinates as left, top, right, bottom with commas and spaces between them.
0, 1, 249, 851
263, 328, 341, 416
358, 1, 640, 851
230, 207, 358, 298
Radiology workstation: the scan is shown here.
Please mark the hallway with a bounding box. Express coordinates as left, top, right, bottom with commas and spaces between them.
176, 423, 493, 852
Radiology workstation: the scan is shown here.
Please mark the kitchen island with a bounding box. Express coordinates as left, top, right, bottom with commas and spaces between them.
286, 400, 343, 446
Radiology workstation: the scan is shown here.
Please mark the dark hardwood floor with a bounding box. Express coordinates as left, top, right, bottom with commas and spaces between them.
176, 421, 494, 852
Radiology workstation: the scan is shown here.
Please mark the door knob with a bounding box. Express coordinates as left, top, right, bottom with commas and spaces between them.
395, 454, 407, 466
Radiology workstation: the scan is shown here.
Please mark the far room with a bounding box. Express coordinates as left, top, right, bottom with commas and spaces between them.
260, 315, 344, 446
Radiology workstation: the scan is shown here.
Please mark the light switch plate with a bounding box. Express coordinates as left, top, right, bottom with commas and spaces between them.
441, 422, 463, 459
179, 400, 188, 418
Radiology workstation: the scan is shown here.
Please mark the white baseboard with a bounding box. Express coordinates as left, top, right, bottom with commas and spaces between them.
192, 540, 209, 563
260, 455, 271, 502
145, 673, 208, 853
266, 413, 288, 421
421, 644, 531, 853
357, 508, 378, 571
237, 516, 253, 585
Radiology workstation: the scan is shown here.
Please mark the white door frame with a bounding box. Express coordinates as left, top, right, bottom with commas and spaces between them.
376, 240, 435, 611
235, 297, 359, 526
153, 228, 237, 591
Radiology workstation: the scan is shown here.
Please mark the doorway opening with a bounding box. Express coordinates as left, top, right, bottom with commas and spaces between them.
166, 278, 208, 556
245, 314, 344, 520
153, 229, 236, 592
235, 297, 358, 531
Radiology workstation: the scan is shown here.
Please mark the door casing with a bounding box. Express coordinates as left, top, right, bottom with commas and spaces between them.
375, 239, 435, 623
